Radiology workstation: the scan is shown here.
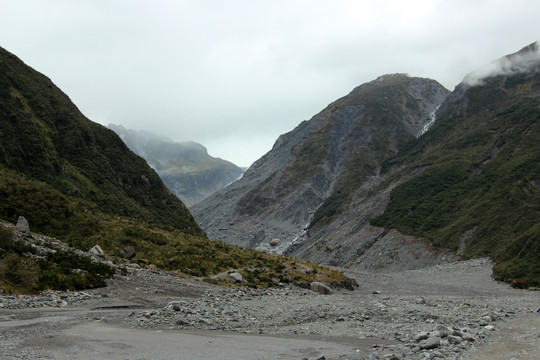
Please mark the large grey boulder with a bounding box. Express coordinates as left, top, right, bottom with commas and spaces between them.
310, 281, 333, 295
15, 216, 29, 233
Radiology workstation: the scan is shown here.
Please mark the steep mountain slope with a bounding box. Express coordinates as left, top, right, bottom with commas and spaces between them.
0, 46, 348, 292
195, 42, 540, 285
193, 74, 449, 253
108, 125, 244, 207
0, 46, 200, 236
371, 42, 540, 285
291, 42, 540, 286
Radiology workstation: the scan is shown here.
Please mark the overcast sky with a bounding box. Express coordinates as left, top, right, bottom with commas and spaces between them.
2, 1, 539, 167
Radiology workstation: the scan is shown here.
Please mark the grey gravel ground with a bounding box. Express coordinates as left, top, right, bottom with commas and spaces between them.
1, 258, 538, 360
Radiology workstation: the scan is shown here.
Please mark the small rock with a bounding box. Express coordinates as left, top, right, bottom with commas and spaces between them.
414, 331, 429, 342
433, 324, 452, 337
419, 336, 440, 350
229, 272, 244, 283
369, 352, 381, 360
89, 245, 104, 256
414, 297, 426, 305
167, 301, 182, 311
15, 216, 29, 233
120, 246, 136, 258
447, 335, 463, 344
310, 282, 333, 295
269, 238, 280, 246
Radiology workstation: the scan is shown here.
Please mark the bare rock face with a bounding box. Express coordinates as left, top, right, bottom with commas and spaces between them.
192, 75, 449, 270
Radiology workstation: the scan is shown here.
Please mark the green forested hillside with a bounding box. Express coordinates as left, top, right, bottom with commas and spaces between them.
0, 46, 347, 293
372, 60, 540, 285
0, 47, 200, 234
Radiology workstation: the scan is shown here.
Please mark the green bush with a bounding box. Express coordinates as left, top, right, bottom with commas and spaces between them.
0, 253, 38, 292
0, 224, 14, 250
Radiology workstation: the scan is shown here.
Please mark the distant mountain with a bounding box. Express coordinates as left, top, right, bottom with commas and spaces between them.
108, 125, 244, 207
370, 42, 540, 285
194, 42, 540, 286
193, 74, 449, 251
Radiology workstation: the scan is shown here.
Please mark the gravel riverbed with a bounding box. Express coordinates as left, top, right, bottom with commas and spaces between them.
1, 258, 538, 359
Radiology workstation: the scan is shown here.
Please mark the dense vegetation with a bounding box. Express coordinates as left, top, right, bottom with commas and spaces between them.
0, 45, 348, 292
0, 149, 346, 292
0, 47, 200, 235
372, 71, 540, 286
0, 224, 115, 293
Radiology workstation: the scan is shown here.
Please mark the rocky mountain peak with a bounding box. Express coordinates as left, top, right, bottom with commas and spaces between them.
193, 75, 449, 254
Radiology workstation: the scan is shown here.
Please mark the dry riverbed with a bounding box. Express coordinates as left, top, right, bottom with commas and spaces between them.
1, 258, 538, 359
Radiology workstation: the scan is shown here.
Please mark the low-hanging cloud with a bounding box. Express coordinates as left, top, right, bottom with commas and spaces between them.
463, 41, 540, 87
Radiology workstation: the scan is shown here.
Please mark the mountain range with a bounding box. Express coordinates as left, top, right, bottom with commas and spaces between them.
1, 40, 538, 289
193, 42, 540, 286
107, 124, 244, 207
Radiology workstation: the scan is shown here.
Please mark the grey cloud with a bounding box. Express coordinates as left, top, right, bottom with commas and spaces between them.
2, 1, 540, 167
463, 41, 540, 87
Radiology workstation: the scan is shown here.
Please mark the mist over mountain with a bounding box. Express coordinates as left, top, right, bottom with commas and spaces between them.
194, 42, 540, 286
108, 124, 244, 207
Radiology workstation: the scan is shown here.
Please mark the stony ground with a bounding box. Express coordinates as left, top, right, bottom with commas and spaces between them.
0, 258, 538, 359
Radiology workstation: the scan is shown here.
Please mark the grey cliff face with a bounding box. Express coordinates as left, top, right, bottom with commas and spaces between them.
192, 75, 450, 266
